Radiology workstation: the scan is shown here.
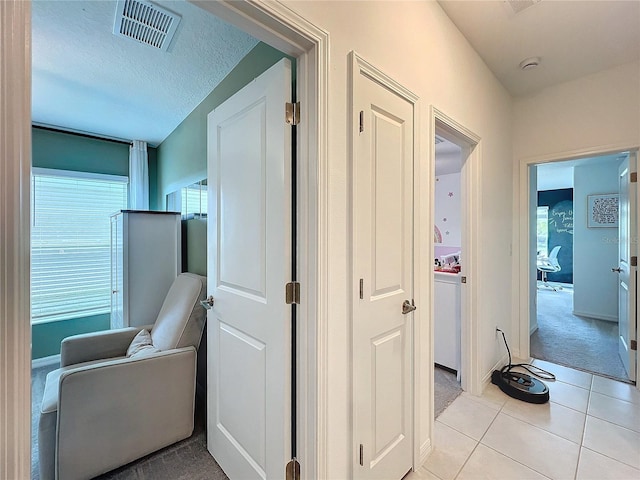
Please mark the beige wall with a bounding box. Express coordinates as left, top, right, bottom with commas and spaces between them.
282, 1, 513, 475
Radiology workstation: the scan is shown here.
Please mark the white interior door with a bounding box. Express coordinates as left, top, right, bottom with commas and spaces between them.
352, 62, 414, 479
206, 58, 292, 480
617, 152, 637, 380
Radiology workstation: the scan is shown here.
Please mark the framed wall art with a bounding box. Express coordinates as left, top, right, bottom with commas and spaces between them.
587, 193, 619, 228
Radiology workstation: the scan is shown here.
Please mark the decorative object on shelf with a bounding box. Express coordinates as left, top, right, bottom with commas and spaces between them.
587, 193, 619, 228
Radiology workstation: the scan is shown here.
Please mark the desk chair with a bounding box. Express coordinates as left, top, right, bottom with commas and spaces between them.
537, 245, 562, 291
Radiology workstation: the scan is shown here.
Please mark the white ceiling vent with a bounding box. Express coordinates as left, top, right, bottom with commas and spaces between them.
113, 0, 181, 51
503, 0, 542, 16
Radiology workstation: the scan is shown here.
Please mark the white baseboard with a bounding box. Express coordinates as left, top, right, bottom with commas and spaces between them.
482, 353, 510, 388
572, 310, 618, 323
32, 354, 60, 369
530, 323, 538, 335
419, 438, 432, 466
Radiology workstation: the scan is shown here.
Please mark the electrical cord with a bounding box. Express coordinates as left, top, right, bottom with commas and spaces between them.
496, 328, 556, 381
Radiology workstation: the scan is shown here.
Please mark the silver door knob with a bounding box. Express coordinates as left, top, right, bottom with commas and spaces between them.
612, 267, 622, 273
200, 295, 215, 309
402, 299, 417, 315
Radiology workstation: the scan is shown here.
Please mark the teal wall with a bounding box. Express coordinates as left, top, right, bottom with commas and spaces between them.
31, 127, 158, 359
31, 42, 289, 359
156, 42, 289, 206
32, 314, 110, 359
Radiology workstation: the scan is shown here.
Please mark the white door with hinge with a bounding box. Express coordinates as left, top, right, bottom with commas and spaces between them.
352, 55, 415, 480
206, 58, 292, 480
616, 151, 637, 381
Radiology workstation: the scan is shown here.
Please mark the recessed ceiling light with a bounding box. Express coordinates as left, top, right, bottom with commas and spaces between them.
519, 57, 541, 70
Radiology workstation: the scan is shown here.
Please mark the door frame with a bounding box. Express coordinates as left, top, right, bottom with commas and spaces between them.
516, 143, 640, 388
349, 51, 420, 476
191, 3, 329, 477
2, 1, 330, 478
429, 107, 482, 393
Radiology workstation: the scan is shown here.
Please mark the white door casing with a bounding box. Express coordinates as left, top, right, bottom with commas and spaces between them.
206, 58, 292, 480
617, 152, 637, 380
351, 52, 416, 480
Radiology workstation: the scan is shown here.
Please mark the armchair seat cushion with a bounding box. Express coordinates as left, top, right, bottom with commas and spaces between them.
41, 358, 126, 415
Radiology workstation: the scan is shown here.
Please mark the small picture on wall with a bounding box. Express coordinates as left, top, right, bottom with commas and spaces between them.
587, 193, 619, 228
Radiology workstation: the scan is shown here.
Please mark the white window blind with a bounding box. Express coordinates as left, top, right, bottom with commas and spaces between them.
181, 181, 208, 218
31, 169, 128, 324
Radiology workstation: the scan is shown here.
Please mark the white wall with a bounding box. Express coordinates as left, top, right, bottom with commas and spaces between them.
282, 1, 513, 476
434, 172, 461, 253
573, 159, 623, 321
513, 61, 640, 160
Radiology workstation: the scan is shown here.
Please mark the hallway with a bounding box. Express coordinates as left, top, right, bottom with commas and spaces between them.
409, 359, 640, 479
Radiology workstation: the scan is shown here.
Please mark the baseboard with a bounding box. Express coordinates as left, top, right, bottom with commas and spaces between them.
572, 310, 618, 323
419, 438, 432, 466
32, 354, 60, 369
530, 323, 538, 335
482, 353, 510, 388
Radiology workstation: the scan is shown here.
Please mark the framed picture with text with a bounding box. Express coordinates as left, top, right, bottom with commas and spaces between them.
587, 193, 619, 228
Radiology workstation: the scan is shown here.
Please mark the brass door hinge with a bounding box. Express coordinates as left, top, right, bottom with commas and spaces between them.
285, 458, 300, 480
359, 444, 364, 466
631, 339, 637, 351
286, 102, 300, 126
630, 171, 637, 183
631, 256, 637, 267
286, 281, 301, 305
359, 110, 364, 133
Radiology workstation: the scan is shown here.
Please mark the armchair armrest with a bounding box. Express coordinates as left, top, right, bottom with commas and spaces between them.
55, 347, 196, 480
60, 327, 142, 367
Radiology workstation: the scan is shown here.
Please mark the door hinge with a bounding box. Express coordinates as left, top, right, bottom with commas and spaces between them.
631, 340, 638, 351
359, 110, 364, 133
286, 102, 300, 126
631, 172, 637, 183
359, 444, 364, 466
359, 278, 364, 300
631, 256, 637, 267
285, 281, 301, 305
285, 458, 300, 480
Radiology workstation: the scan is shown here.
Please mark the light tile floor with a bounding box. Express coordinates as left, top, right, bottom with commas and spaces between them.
408, 359, 640, 480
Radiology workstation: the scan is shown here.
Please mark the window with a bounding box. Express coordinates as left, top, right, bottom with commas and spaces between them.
181, 180, 208, 218
31, 168, 128, 323
537, 205, 549, 257
166, 179, 208, 219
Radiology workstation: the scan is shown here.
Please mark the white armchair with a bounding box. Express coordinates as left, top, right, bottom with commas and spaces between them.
38, 273, 207, 480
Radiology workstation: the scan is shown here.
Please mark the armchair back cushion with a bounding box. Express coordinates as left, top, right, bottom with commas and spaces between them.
150, 272, 207, 351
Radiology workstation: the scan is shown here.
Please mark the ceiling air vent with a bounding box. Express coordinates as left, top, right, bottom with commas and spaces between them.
113, 0, 181, 51
503, 0, 542, 16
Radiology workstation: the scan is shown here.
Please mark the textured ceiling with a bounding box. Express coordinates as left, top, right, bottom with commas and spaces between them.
438, 0, 640, 97
32, 0, 259, 145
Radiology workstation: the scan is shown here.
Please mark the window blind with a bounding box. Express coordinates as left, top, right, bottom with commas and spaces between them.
31, 169, 128, 323
181, 182, 208, 218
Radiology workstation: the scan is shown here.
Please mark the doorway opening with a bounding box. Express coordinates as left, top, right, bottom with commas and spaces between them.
528, 152, 636, 384
28, 2, 326, 480
431, 115, 480, 416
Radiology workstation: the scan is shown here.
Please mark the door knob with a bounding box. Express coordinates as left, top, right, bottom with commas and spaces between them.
612, 267, 622, 273
200, 295, 215, 309
402, 299, 417, 315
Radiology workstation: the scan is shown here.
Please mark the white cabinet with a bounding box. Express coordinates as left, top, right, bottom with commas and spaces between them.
110, 210, 181, 329
434, 272, 461, 372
